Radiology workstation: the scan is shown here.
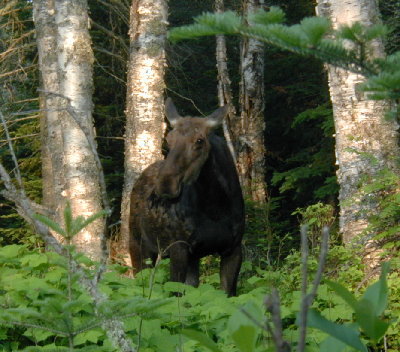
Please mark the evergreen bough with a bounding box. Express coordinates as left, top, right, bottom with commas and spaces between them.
168, 7, 400, 120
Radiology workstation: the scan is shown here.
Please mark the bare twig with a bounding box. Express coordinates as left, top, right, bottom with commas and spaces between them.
214, 0, 238, 164
0, 111, 25, 191
297, 226, 330, 352
297, 225, 309, 351
265, 288, 291, 352
91, 20, 129, 55
309, 226, 330, 300
0, 320, 68, 336
0, 133, 39, 143
165, 87, 205, 116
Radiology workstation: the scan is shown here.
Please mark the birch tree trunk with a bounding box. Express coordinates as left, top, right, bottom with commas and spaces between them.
237, 0, 267, 203
316, 0, 400, 249
215, 0, 238, 164
33, 0, 64, 243
34, 0, 105, 260
119, 0, 168, 266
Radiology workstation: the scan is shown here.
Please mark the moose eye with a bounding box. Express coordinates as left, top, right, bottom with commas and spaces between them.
195, 138, 204, 146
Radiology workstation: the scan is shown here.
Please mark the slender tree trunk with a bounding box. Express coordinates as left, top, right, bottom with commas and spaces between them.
119, 0, 168, 266
237, 0, 267, 203
33, 0, 65, 244
34, 0, 105, 260
55, 0, 105, 260
215, 0, 239, 164
316, 0, 400, 250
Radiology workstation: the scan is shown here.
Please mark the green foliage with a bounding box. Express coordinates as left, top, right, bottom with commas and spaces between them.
1, 241, 399, 351
168, 7, 400, 118
360, 169, 400, 254
310, 262, 391, 350
271, 103, 337, 201
292, 202, 337, 249
34, 202, 109, 241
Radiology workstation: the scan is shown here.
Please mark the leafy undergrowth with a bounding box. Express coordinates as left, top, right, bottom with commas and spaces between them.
0, 244, 398, 351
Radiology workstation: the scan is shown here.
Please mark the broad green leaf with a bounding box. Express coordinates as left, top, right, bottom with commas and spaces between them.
227, 301, 262, 352
307, 309, 367, 352
325, 280, 358, 311
231, 326, 258, 352
73, 329, 104, 346
319, 335, 349, 352
163, 281, 189, 294
0, 244, 25, 258
361, 261, 389, 316
354, 299, 390, 342
181, 329, 222, 352
20, 253, 48, 268
23, 328, 55, 343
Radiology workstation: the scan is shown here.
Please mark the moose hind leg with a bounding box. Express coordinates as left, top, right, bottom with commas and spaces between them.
220, 244, 242, 297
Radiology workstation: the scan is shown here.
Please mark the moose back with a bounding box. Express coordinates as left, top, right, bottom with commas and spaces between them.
129, 98, 244, 296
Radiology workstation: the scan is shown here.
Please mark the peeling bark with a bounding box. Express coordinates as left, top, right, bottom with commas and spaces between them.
34, 0, 105, 260
215, 0, 239, 165
238, 0, 267, 203
316, 0, 400, 247
33, 0, 65, 243
119, 0, 168, 266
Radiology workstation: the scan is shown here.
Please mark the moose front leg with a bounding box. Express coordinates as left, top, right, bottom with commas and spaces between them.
185, 257, 200, 287
220, 244, 242, 297
169, 242, 189, 284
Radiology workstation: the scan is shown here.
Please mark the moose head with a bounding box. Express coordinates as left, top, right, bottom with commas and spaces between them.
155, 98, 228, 198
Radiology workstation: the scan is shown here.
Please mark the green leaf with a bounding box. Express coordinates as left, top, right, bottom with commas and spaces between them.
307, 309, 367, 352
181, 329, 222, 352
20, 253, 48, 268
319, 335, 349, 352
227, 301, 262, 352
33, 213, 66, 237
231, 325, 257, 352
361, 261, 389, 316
325, 280, 358, 311
0, 244, 25, 258
354, 299, 390, 342
73, 329, 104, 346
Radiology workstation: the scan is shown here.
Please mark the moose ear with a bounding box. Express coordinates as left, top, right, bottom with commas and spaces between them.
165, 98, 181, 126
205, 105, 228, 129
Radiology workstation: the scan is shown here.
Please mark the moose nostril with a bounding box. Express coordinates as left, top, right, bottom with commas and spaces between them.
156, 176, 181, 198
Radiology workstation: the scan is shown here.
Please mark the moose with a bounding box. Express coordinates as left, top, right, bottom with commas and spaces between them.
129, 98, 244, 296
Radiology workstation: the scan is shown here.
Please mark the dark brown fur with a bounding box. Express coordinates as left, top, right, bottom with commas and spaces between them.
129, 98, 244, 296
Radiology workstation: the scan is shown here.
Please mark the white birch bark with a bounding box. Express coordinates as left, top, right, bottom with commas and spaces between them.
215, 0, 238, 164
238, 0, 267, 203
119, 0, 168, 266
53, 0, 105, 260
33, 0, 65, 244
316, 0, 400, 248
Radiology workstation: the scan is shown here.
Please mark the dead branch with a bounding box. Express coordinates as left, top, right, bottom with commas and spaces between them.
91, 20, 129, 55
265, 288, 291, 352
297, 226, 330, 352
